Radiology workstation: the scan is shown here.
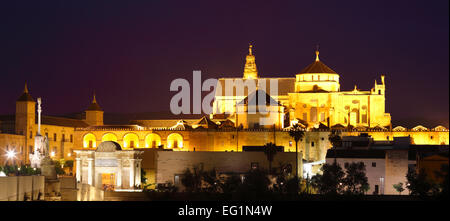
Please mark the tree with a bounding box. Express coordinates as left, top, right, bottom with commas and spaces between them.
263, 142, 278, 174
288, 124, 305, 178
406, 167, 432, 197
311, 161, 345, 195
285, 176, 300, 194
343, 162, 370, 195
239, 169, 270, 194
141, 168, 148, 187
200, 168, 220, 192
274, 163, 297, 194
53, 160, 65, 175
393, 182, 405, 195
328, 130, 342, 148
181, 168, 201, 192
221, 174, 242, 193
435, 164, 449, 197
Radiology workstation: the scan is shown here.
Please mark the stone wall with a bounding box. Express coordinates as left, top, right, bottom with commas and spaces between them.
385, 150, 409, 195
155, 151, 296, 186
0, 175, 45, 201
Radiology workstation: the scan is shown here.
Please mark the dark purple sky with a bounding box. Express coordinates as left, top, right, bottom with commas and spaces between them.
0, 0, 448, 127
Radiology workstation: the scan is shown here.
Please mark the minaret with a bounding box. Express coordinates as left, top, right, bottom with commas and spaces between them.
85, 93, 104, 126
243, 44, 258, 79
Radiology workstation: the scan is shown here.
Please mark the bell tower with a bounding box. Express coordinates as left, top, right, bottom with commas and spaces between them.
15, 82, 35, 136
16, 82, 36, 163
85, 93, 104, 126
243, 44, 258, 79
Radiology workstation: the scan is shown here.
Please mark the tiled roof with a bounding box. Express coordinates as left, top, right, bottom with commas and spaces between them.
215, 78, 295, 97
17, 92, 34, 102
299, 60, 337, 74
41, 116, 89, 128
132, 119, 198, 128
83, 125, 142, 130
86, 102, 102, 111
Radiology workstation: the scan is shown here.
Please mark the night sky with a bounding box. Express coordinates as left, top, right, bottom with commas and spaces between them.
0, 0, 448, 127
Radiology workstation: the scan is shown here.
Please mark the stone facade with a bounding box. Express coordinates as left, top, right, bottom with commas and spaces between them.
74, 141, 143, 191
385, 149, 409, 195
154, 151, 297, 189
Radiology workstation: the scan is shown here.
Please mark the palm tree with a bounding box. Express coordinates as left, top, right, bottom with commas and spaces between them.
289, 124, 305, 178
263, 142, 278, 174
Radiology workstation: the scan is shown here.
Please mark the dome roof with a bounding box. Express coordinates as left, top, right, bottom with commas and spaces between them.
299, 51, 337, 74
96, 141, 122, 152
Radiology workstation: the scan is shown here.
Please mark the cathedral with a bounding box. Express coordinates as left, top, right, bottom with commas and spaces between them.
0, 45, 448, 189
212, 45, 391, 129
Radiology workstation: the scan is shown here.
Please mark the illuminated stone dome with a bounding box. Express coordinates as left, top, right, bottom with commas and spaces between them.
96, 141, 122, 152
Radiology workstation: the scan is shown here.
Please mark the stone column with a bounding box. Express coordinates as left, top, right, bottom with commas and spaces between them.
129, 159, 136, 188
76, 158, 82, 183
87, 158, 94, 186
117, 159, 122, 189
135, 159, 142, 187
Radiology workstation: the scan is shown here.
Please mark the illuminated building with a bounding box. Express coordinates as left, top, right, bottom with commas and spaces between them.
213, 45, 391, 129
0, 46, 448, 186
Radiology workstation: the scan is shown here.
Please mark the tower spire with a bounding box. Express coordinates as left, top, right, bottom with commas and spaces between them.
92, 92, 97, 104
24, 82, 29, 93
315, 49, 320, 62
243, 43, 258, 79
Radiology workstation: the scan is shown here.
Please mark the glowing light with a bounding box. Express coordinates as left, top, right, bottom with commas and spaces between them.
123, 133, 139, 148
50, 151, 55, 157
67, 153, 71, 157
5, 150, 16, 159
83, 133, 96, 148
102, 133, 118, 142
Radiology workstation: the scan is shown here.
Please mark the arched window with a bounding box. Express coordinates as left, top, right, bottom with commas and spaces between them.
83, 133, 96, 148
123, 133, 139, 148
145, 133, 161, 148
167, 133, 183, 148
310, 107, 317, 122
102, 133, 118, 142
